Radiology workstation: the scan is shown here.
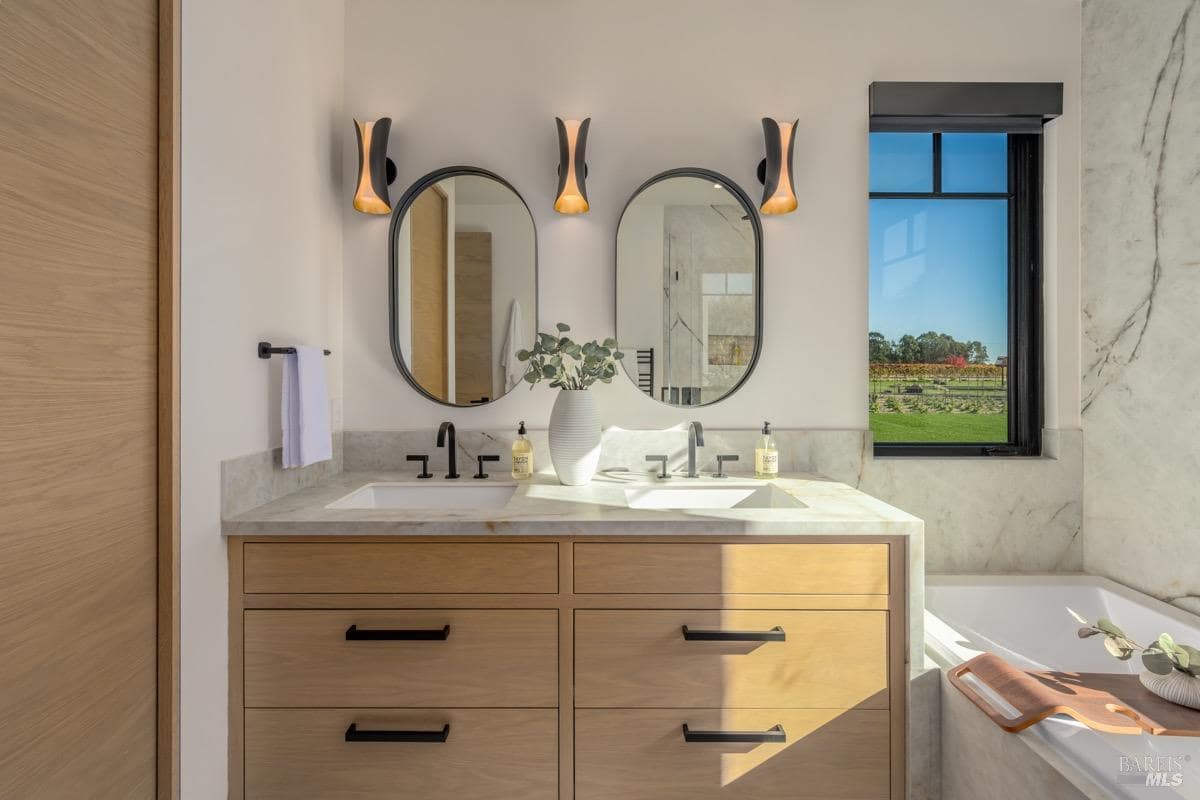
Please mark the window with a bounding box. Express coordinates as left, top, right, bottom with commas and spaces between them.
868, 130, 1042, 456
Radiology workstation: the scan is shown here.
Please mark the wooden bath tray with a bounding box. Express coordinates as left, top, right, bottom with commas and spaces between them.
949, 652, 1200, 736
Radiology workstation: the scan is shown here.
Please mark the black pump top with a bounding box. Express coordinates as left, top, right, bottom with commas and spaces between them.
762, 421, 771, 435
518, 421, 527, 435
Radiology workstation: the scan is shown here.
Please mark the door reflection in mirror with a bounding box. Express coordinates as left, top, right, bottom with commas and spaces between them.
391, 169, 537, 406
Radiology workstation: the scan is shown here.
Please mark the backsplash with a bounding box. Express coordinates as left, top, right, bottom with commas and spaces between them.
221, 432, 344, 519
222, 425, 1081, 574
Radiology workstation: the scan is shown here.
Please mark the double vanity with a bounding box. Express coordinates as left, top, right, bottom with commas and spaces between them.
224, 466, 923, 799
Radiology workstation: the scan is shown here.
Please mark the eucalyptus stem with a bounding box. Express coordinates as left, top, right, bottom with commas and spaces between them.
516, 323, 624, 391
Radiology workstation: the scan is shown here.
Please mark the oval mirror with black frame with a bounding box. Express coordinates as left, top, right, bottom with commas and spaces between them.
615, 168, 763, 407
389, 167, 537, 407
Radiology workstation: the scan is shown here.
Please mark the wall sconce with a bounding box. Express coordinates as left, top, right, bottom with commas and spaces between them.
554, 117, 590, 214
757, 117, 798, 215
352, 117, 397, 215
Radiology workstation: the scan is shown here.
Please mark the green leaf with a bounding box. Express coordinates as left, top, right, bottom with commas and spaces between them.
1180, 645, 1200, 668
1158, 633, 1178, 654
523, 372, 538, 384
538, 332, 558, 349
1142, 647, 1176, 675
1103, 636, 1134, 660
602, 337, 617, 348
1097, 618, 1125, 638
542, 364, 557, 378
556, 322, 570, 332
613, 351, 625, 360
516, 349, 531, 361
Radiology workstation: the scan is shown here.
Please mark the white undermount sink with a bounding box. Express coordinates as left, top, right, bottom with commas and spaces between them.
327, 482, 517, 510
623, 483, 802, 510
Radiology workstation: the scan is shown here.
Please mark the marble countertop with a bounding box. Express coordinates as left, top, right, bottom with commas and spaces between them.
222, 470, 923, 537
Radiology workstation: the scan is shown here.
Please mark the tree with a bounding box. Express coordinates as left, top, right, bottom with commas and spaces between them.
868, 332, 895, 363
896, 334, 921, 363
867, 331, 994, 364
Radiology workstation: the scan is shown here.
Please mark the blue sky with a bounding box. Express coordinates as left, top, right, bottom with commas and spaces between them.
868, 133, 1009, 358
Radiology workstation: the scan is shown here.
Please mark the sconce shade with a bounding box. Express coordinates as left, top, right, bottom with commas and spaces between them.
759, 117, 798, 215
353, 117, 393, 214
554, 117, 590, 214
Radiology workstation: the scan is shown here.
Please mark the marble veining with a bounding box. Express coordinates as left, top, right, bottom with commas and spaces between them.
1083, 0, 1200, 616
220, 432, 343, 519
225, 425, 1081, 573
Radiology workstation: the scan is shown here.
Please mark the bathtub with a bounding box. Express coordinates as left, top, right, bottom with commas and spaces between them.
926, 575, 1200, 800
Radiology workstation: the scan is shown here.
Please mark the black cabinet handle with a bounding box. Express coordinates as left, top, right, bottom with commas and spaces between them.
682, 723, 785, 743
681, 625, 785, 642
345, 624, 450, 641
344, 723, 450, 743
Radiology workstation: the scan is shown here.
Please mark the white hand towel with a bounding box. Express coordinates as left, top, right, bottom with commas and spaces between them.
500, 299, 524, 391
282, 346, 332, 469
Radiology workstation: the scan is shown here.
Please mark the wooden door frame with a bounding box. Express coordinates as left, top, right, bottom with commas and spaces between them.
157, 0, 181, 797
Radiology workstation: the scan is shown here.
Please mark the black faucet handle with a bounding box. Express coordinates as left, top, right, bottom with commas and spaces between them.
714, 454, 740, 479
474, 454, 501, 479
406, 454, 433, 479
645, 454, 670, 479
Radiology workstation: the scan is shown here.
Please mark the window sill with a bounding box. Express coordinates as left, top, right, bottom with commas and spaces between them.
872, 444, 1041, 458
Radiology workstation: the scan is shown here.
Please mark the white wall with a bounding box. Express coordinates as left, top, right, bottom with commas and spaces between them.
180, 0, 344, 795
342, 0, 1081, 433
616, 203, 666, 391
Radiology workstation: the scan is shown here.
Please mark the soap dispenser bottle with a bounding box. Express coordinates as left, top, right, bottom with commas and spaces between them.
755, 421, 778, 479
511, 421, 534, 480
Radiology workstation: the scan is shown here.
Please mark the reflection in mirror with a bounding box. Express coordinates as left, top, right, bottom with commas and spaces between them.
390, 169, 537, 406
616, 170, 762, 406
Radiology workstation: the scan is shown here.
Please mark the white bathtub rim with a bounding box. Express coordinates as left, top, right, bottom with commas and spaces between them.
926, 572, 1200, 633
925, 573, 1198, 800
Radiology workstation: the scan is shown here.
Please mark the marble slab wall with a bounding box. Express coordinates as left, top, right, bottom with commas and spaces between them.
221, 432, 344, 519
1082, 0, 1200, 615
339, 425, 1082, 573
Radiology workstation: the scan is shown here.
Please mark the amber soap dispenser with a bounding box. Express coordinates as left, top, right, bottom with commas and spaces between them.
755, 421, 779, 479
511, 421, 534, 479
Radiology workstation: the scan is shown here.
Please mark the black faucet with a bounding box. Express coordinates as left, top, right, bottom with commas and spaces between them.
686, 421, 705, 478
437, 421, 460, 479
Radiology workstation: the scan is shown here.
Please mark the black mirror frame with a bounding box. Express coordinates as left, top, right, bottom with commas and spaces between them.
614, 167, 764, 408
388, 166, 539, 408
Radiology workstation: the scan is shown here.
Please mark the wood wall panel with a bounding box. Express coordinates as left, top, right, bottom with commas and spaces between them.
0, 1, 163, 795
454, 231, 492, 404
410, 187, 448, 399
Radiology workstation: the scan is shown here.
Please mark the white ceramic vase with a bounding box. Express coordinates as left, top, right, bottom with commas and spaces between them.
548, 389, 601, 486
1139, 669, 1200, 711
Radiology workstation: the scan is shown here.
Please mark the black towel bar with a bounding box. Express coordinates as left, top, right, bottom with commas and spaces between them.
257, 341, 331, 359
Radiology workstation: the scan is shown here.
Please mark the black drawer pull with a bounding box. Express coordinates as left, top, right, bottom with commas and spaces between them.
345, 624, 450, 641
344, 723, 450, 743
681, 625, 785, 642
682, 724, 786, 743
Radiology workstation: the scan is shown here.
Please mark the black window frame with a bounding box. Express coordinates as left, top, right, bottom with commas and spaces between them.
869, 129, 1043, 458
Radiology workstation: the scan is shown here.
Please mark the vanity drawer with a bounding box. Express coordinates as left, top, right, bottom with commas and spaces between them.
245, 707, 558, 800
575, 708, 890, 800
244, 609, 558, 707
241, 542, 558, 594
573, 542, 889, 595
575, 610, 888, 709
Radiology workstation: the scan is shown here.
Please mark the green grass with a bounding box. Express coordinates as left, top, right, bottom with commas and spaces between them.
870, 412, 1008, 443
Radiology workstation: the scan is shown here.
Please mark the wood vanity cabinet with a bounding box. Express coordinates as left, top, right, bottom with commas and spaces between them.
229, 536, 907, 799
